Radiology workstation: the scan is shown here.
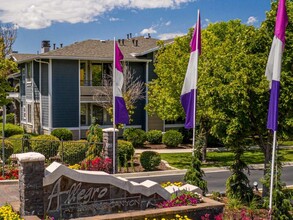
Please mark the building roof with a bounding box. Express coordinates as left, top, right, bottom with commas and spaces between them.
11, 37, 173, 63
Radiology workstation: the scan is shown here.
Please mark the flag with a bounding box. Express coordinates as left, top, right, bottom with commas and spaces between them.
180, 11, 201, 129
114, 42, 129, 124
265, 0, 288, 131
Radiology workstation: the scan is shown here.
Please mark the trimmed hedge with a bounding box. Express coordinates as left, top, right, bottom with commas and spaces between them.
0, 113, 15, 124
117, 140, 135, 166
146, 130, 162, 144
31, 135, 60, 159
59, 140, 88, 165
123, 128, 146, 148
0, 123, 24, 137
8, 134, 31, 153
51, 128, 73, 141
162, 130, 183, 148
140, 151, 161, 171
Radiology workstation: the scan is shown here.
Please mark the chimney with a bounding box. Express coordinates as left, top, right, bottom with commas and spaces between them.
130, 33, 132, 38
148, 33, 151, 39
118, 39, 121, 45
41, 40, 50, 53
127, 34, 129, 39
135, 40, 138, 47
132, 39, 135, 46
60, 43, 63, 48
122, 39, 125, 46
53, 43, 56, 50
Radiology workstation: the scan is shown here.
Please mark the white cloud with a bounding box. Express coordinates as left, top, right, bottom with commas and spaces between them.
140, 27, 157, 35
158, 32, 185, 40
109, 17, 120, 22
0, 0, 193, 29
165, 21, 171, 26
247, 16, 258, 25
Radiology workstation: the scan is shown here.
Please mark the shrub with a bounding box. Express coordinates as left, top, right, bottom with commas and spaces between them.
0, 139, 14, 162
51, 128, 73, 141
0, 113, 15, 124
162, 130, 183, 148
123, 128, 146, 148
146, 130, 162, 144
86, 123, 103, 159
31, 135, 60, 159
59, 140, 88, 165
117, 140, 135, 165
0, 123, 24, 137
178, 127, 192, 144
140, 151, 161, 171
8, 134, 32, 153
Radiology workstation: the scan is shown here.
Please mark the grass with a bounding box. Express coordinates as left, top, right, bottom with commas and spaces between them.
160, 148, 293, 169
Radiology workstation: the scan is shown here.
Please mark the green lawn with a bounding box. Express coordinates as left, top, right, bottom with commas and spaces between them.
160, 149, 293, 169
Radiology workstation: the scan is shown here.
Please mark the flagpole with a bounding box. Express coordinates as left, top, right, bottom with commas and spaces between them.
269, 131, 277, 217
192, 9, 200, 156
113, 37, 116, 174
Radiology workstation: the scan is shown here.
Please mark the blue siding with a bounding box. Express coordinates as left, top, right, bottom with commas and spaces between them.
52, 60, 79, 127
41, 62, 49, 127
128, 62, 146, 129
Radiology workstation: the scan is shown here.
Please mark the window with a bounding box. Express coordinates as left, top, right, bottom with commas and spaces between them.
92, 105, 104, 124
80, 62, 87, 86
80, 104, 87, 126
91, 64, 102, 86
27, 104, 32, 123
26, 62, 32, 82
91, 63, 112, 86
22, 103, 26, 120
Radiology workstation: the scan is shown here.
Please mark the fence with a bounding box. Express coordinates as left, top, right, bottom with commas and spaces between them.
0, 137, 103, 167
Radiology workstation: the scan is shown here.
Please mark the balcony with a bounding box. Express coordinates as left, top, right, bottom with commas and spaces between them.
80, 85, 112, 103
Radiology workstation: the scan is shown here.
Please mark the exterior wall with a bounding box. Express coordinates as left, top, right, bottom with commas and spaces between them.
33, 61, 40, 101
41, 62, 49, 128
52, 59, 79, 128
127, 62, 146, 129
148, 114, 164, 131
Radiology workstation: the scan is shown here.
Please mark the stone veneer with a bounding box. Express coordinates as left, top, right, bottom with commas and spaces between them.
15, 152, 45, 217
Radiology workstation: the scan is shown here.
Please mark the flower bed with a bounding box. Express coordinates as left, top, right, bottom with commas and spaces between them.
0, 165, 18, 180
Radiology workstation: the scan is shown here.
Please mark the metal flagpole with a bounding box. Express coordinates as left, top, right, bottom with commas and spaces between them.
269, 131, 277, 217
192, 9, 200, 157
112, 38, 116, 174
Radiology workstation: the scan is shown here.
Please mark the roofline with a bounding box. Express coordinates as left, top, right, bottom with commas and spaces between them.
131, 40, 174, 57
16, 55, 152, 63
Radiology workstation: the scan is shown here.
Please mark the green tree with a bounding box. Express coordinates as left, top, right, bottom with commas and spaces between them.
0, 24, 18, 106
147, 1, 293, 197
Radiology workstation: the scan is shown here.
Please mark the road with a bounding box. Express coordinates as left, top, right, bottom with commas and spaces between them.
118, 166, 293, 193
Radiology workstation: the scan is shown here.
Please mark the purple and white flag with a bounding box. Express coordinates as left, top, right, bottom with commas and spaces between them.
180, 11, 201, 129
114, 42, 129, 124
265, 0, 288, 131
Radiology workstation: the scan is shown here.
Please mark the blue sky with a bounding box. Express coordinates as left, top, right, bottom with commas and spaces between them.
0, 0, 272, 54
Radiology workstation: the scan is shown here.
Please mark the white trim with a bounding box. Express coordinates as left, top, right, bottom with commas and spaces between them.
52, 127, 81, 130
48, 59, 52, 132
